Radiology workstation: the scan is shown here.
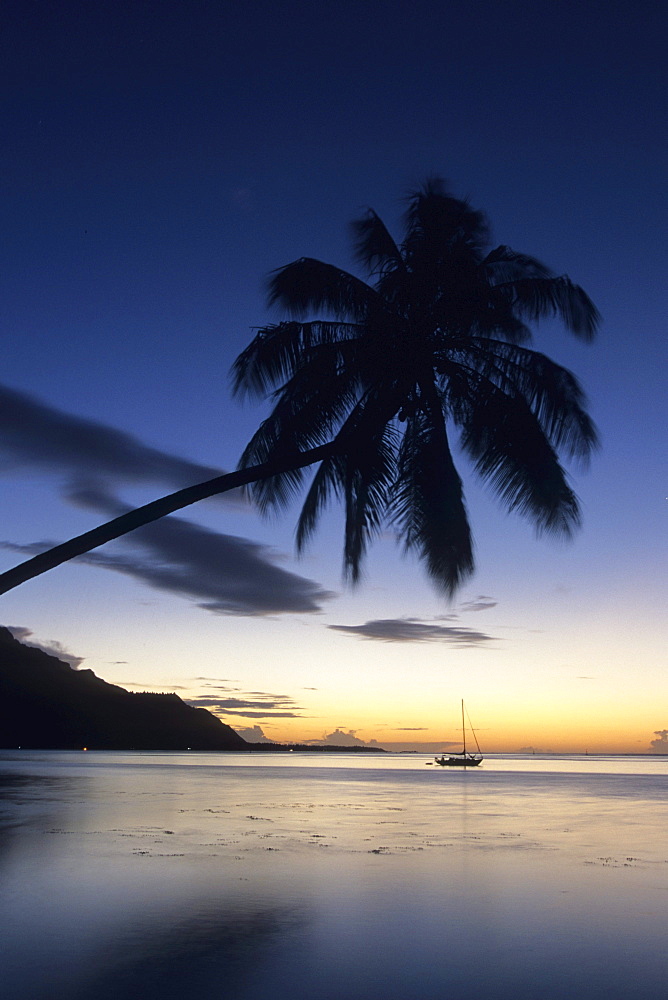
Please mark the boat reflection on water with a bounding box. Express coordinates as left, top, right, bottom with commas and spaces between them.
434, 700, 483, 767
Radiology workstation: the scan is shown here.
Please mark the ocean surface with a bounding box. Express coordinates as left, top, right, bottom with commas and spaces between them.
1, 751, 666, 1000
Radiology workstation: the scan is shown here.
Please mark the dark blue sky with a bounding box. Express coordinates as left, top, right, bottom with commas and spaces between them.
1, 1, 665, 749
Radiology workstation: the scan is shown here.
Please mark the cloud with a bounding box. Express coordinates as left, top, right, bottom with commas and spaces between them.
3, 520, 334, 615
0, 384, 241, 501
193, 677, 237, 684
458, 595, 497, 612
649, 730, 668, 753
6, 626, 84, 669
0, 384, 335, 616
327, 617, 497, 646
233, 725, 275, 743
305, 728, 382, 748
186, 690, 305, 720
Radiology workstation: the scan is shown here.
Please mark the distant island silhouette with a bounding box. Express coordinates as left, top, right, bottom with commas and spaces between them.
0, 627, 384, 752
0, 626, 247, 750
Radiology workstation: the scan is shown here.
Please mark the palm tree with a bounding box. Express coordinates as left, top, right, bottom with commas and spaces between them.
0, 179, 599, 598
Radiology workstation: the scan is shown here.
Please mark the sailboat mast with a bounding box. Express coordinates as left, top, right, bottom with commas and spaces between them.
461, 699, 466, 755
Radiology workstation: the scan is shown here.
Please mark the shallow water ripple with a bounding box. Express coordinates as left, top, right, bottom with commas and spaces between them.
1, 751, 666, 1000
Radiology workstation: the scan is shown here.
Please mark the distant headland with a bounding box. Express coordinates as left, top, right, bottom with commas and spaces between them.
0, 625, 246, 751
0, 627, 384, 753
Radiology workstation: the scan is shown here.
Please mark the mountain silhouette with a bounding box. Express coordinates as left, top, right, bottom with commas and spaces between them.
0, 626, 246, 750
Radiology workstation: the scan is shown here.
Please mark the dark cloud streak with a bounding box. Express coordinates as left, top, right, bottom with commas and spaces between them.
0, 384, 238, 499
186, 687, 306, 720
328, 618, 497, 646
3, 515, 333, 615
0, 384, 334, 616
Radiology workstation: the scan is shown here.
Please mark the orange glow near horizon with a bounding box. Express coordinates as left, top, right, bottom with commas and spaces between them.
219, 711, 659, 755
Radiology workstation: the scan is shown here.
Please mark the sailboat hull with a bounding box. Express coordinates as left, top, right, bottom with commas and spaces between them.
434, 755, 482, 767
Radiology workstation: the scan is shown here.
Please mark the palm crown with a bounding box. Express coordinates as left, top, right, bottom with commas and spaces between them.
232, 178, 599, 596
0, 178, 599, 599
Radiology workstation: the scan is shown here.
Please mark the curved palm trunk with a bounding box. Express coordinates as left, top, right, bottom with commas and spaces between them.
0, 442, 336, 597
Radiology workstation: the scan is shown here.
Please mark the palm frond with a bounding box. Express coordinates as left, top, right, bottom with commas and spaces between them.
482, 245, 554, 282
238, 342, 365, 513
453, 341, 599, 462
402, 179, 489, 265
430, 287, 534, 345
350, 209, 405, 278
389, 392, 473, 596
295, 394, 400, 577
240, 463, 308, 516
473, 310, 534, 344
496, 276, 601, 341
267, 258, 380, 320
299, 380, 404, 580
342, 422, 398, 584
230, 320, 362, 399
460, 384, 581, 535
295, 454, 346, 552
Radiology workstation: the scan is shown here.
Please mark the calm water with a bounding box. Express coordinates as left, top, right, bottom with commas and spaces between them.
1, 752, 666, 1000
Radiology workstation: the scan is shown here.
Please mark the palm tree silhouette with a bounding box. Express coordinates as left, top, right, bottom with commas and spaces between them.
0, 179, 599, 597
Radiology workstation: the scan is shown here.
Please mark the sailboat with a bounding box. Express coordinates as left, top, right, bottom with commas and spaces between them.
434, 700, 483, 767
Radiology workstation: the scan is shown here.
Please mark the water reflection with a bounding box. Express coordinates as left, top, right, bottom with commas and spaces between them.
70, 905, 308, 1000
1, 752, 666, 1000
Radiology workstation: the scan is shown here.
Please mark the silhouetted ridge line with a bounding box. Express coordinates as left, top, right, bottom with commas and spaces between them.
0, 626, 246, 750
